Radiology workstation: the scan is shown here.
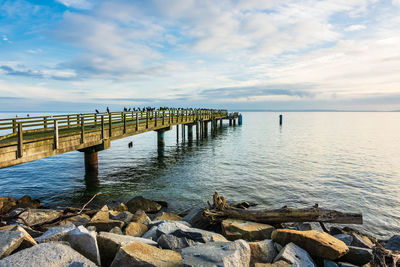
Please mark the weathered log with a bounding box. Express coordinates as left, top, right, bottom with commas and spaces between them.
372, 244, 400, 267
203, 192, 362, 224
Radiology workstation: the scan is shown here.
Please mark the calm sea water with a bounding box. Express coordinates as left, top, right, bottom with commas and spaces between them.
0, 112, 399, 238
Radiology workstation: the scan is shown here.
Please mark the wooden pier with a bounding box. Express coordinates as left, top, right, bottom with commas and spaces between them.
0, 109, 239, 173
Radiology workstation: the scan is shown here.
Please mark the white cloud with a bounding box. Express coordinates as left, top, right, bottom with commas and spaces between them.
56, 0, 93, 10
392, 0, 400, 7
344, 24, 367, 31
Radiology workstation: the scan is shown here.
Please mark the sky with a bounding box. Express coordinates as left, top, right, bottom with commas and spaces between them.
0, 0, 400, 112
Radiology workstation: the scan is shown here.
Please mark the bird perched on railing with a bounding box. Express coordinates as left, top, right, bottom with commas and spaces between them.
95, 109, 99, 113
106, 107, 110, 113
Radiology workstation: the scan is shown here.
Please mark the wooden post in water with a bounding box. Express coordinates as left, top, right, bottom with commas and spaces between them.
54, 120, 59, 149
80, 115, 85, 144
204, 121, 208, 138
17, 123, 23, 158
196, 120, 199, 140
279, 114, 283, 125
176, 124, 179, 141
188, 124, 193, 140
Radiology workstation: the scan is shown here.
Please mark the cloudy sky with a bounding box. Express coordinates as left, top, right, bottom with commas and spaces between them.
0, 0, 399, 111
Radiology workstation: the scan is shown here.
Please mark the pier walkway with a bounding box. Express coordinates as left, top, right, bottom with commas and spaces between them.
0, 109, 239, 173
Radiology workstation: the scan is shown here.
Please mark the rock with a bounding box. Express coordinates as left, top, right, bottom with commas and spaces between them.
62, 225, 101, 266
132, 209, 152, 225
125, 196, 162, 214
8, 208, 63, 225
148, 220, 191, 229
0, 242, 97, 266
142, 221, 191, 240
97, 231, 157, 267
85, 219, 124, 232
60, 214, 91, 227
334, 234, 353, 246
254, 261, 291, 267
110, 211, 134, 224
169, 227, 228, 243
0, 231, 25, 259
0, 197, 16, 215
35, 224, 76, 243
154, 212, 182, 221
181, 239, 251, 267
0, 225, 42, 238
110, 203, 128, 213
324, 259, 339, 267
87, 226, 96, 232
15, 195, 41, 209
181, 207, 210, 229
110, 241, 183, 267
157, 234, 196, 250
274, 242, 283, 252
249, 239, 277, 264
109, 226, 123, 235
0, 226, 36, 251
125, 222, 148, 237
385, 235, 400, 251
273, 242, 316, 267
91, 205, 109, 222
272, 229, 349, 260
350, 232, 374, 249
338, 246, 372, 266
222, 219, 275, 241
330, 227, 345, 236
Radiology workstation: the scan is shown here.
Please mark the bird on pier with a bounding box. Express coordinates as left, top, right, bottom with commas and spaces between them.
128, 141, 133, 148
95, 109, 99, 113
106, 107, 110, 113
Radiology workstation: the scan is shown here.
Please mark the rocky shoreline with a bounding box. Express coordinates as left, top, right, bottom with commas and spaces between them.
0, 194, 399, 266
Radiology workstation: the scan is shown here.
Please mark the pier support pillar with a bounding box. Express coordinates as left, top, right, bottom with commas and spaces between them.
196, 121, 199, 140
229, 119, 232, 126
157, 130, 166, 147
238, 114, 242, 125
84, 150, 98, 173
233, 118, 236, 126
220, 119, 223, 127
204, 121, 208, 137
188, 124, 193, 140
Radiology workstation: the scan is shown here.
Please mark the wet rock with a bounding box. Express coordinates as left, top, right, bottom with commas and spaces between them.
272, 229, 349, 260
181, 207, 210, 229
350, 232, 374, 249
85, 219, 124, 232
222, 219, 275, 241
91, 205, 109, 222
334, 234, 353, 246
338, 246, 372, 266
273, 242, 316, 267
330, 227, 345, 236
15, 195, 41, 209
125, 222, 148, 237
0, 197, 16, 215
142, 221, 191, 240
0, 242, 97, 266
0, 231, 25, 259
181, 239, 251, 267
125, 196, 162, 214
154, 212, 182, 221
62, 225, 101, 266
110, 211, 134, 224
0, 225, 36, 251
172, 227, 228, 243
324, 259, 339, 267
109, 226, 123, 235
9, 208, 63, 225
157, 234, 196, 250
131, 209, 151, 225
110, 241, 183, 267
254, 261, 291, 267
60, 214, 91, 227
249, 239, 277, 264
110, 203, 128, 213
274, 242, 283, 252
385, 235, 400, 251
97, 231, 157, 267
35, 224, 76, 243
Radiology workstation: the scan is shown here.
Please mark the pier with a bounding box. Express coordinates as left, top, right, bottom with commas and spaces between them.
0, 109, 239, 174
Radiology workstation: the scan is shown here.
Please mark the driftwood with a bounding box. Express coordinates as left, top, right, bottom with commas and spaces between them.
372, 244, 400, 267
203, 192, 363, 224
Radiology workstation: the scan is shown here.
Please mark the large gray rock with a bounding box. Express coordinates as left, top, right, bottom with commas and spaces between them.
142, 221, 191, 240
338, 246, 372, 266
386, 235, 400, 251
110, 241, 183, 267
90, 205, 109, 222
171, 228, 228, 243
334, 234, 353, 246
181, 239, 251, 267
35, 224, 76, 243
157, 234, 196, 250
62, 225, 101, 266
222, 219, 275, 241
181, 207, 211, 229
249, 239, 277, 264
96, 231, 157, 267
273, 242, 316, 267
350, 233, 374, 249
0, 231, 25, 259
0, 242, 96, 266
324, 259, 339, 267
85, 219, 124, 232
110, 211, 134, 224
9, 208, 63, 225
125, 196, 162, 214
0, 226, 37, 251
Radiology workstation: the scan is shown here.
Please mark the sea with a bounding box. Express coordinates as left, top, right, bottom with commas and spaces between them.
0, 111, 399, 239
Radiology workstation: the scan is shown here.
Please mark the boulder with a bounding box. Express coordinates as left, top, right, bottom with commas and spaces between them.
324, 259, 339, 267
110, 203, 128, 213
125, 222, 148, 237
385, 235, 400, 251
35, 224, 76, 243
15, 195, 41, 209
273, 242, 316, 267
154, 212, 182, 221
60, 214, 91, 227
142, 221, 191, 240
62, 225, 101, 266
0, 231, 25, 259
181, 239, 251, 267
96, 231, 157, 267
254, 261, 291, 267
109, 226, 123, 235
110, 211, 134, 224
330, 227, 345, 236
338, 246, 372, 266
131, 209, 152, 225
272, 229, 349, 260
0, 242, 97, 266
350, 232, 374, 249
222, 219, 275, 241
110, 241, 183, 267
334, 234, 353, 246
157, 234, 196, 250
0, 225, 37, 250
172, 228, 228, 243
249, 239, 277, 264
0, 197, 16, 215
0, 225, 42, 238
9, 208, 62, 225
125, 196, 162, 214
85, 219, 124, 232
91, 205, 109, 221
181, 207, 211, 229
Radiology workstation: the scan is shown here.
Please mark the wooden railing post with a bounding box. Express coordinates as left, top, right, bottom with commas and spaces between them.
155, 111, 157, 127
94, 114, 97, 125
67, 115, 71, 128
12, 119, 17, 134
101, 115, 105, 139
17, 123, 23, 158
162, 110, 165, 125
54, 120, 59, 149
108, 113, 112, 138
123, 112, 127, 134
135, 112, 139, 131
80, 115, 84, 144
44, 117, 48, 129
76, 114, 79, 126
146, 112, 149, 129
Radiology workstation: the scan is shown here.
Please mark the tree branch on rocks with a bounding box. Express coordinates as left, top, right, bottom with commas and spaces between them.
372, 243, 400, 267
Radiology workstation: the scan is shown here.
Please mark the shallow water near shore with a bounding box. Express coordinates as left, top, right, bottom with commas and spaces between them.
0, 111, 399, 239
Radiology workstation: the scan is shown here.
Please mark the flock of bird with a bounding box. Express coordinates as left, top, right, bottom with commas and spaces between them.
95, 107, 213, 114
